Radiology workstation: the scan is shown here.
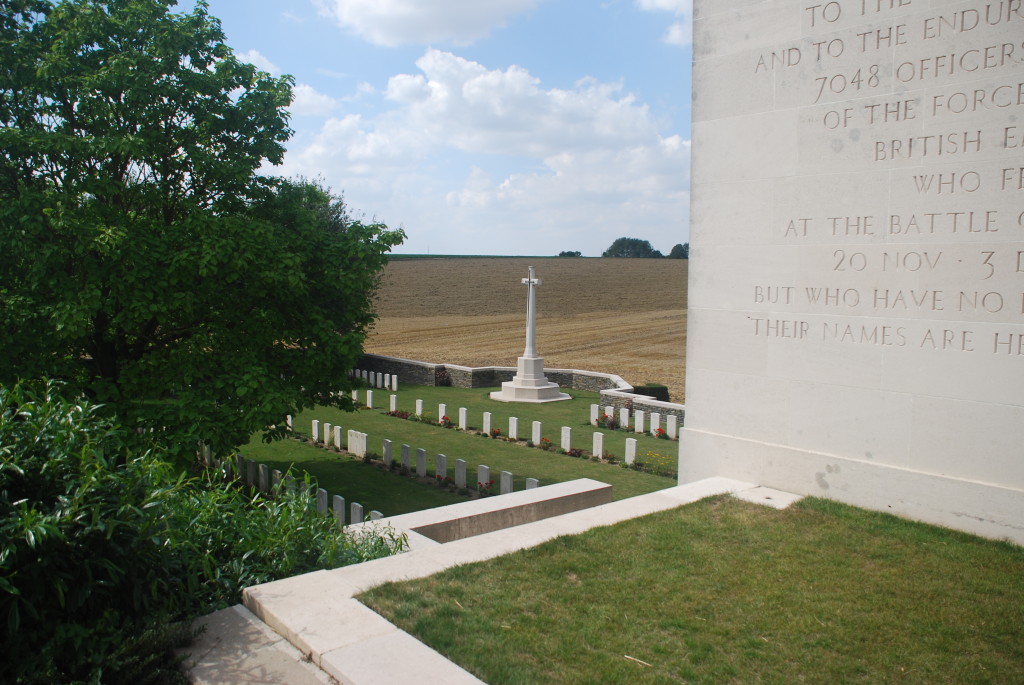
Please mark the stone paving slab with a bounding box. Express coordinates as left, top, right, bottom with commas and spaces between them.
183, 605, 337, 685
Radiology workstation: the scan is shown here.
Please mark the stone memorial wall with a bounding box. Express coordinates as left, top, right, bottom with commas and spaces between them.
682, 0, 1024, 541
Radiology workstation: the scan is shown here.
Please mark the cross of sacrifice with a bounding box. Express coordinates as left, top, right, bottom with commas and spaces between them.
521, 266, 542, 358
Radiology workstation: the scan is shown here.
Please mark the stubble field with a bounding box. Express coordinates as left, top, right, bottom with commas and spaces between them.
365, 257, 689, 402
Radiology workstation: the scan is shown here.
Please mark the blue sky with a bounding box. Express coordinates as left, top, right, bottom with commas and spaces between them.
175, 0, 692, 256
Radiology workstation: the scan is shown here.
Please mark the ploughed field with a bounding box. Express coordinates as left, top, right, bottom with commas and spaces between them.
366, 257, 688, 402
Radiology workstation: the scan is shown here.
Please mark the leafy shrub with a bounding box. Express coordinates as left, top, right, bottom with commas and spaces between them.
0, 380, 405, 683
633, 384, 670, 402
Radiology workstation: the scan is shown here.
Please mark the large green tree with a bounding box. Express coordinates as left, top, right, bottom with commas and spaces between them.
601, 237, 663, 258
0, 0, 404, 457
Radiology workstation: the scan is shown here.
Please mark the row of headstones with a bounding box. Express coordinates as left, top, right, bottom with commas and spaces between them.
201, 447, 382, 528
351, 369, 399, 392
310, 419, 369, 456
405, 402, 664, 465
590, 404, 679, 439
382, 440, 537, 493
309, 419, 538, 493
346, 389, 401, 412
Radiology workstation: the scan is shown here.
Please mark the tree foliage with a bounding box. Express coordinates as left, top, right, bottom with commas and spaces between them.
601, 237, 663, 258
558, 250, 582, 257
0, 0, 404, 458
668, 242, 689, 259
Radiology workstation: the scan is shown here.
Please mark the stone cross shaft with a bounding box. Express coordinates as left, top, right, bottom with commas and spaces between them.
521, 266, 542, 357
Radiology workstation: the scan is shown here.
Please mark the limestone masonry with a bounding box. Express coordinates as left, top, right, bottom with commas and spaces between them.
682, 0, 1024, 542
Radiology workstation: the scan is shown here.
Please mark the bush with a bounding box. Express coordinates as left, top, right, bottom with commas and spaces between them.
632, 384, 670, 402
0, 380, 405, 683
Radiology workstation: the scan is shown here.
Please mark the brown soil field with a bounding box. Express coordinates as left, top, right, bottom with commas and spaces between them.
366, 257, 689, 402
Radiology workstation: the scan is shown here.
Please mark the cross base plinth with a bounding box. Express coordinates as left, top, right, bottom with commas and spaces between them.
489, 356, 572, 403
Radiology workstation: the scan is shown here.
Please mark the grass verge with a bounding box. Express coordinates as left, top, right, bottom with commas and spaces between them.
360, 496, 1024, 684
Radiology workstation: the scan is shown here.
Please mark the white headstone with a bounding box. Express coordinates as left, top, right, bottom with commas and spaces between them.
333, 425, 342, 449
258, 463, 269, 492
525, 478, 539, 489
483, 412, 492, 435
401, 444, 411, 470
416, 448, 427, 477
590, 404, 600, 426
311, 420, 320, 443
391, 375, 398, 392
316, 488, 329, 514
625, 438, 637, 466
366, 390, 374, 409
323, 422, 332, 446
390, 394, 398, 413
370, 510, 383, 521
650, 412, 661, 437
455, 459, 467, 488
593, 432, 604, 459
667, 414, 679, 440
532, 421, 542, 445
350, 502, 364, 525
619, 407, 630, 429
634, 410, 645, 434
477, 464, 491, 492
332, 495, 345, 527
438, 403, 447, 423
500, 470, 513, 495
561, 426, 572, 451
383, 439, 393, 467
435, 453, 447, 480
509, 417, 518, 440
415, 399, 423, 416
459, 407, 468, 430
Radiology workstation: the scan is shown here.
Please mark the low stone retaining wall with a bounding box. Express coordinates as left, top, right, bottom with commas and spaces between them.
357, 353, 685, 422
598, 389, 686, 422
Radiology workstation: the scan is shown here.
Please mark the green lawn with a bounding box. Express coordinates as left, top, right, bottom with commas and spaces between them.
360, 496, 1024, 684
239, 385, 675, 517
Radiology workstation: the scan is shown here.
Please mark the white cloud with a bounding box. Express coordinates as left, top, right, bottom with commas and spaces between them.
635, 0, 692, 46
282, 50, 689, 255
289, 84, 339, 117
635, 0, 690, 13
663, 20, 692, 46
313, 0, 539, 47
237, 49, 281, 75
382, 50, 657, 157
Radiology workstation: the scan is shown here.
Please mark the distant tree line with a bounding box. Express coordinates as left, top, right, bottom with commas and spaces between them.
600, 237, 688, 259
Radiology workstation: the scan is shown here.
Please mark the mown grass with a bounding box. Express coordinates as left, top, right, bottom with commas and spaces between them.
240, 385, 675, 517
360, 496, 1024, 684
